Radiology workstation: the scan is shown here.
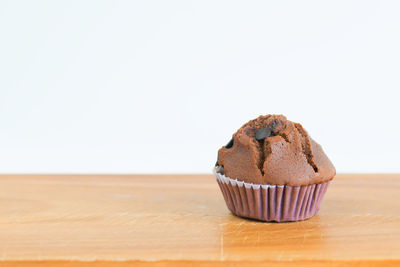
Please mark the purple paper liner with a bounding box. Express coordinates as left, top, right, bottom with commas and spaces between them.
214, 171, 330, 222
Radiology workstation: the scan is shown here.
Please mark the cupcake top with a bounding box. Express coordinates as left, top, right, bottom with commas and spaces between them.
216, 115, 335, 186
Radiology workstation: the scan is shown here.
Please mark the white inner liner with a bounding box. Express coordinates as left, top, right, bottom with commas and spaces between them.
213, 168, 285, 190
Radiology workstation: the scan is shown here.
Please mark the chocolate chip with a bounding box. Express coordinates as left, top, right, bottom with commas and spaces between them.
246, 128, 256, 137
218, 166, 224, 174
225, 138, 234, 149
255, 128, 272, 140
271, 119, 277, 129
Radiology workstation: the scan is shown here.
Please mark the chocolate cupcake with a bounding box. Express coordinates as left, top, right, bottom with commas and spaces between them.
214, 115, 335, 222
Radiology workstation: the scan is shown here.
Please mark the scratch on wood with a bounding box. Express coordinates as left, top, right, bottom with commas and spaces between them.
277, 250, 284, 261
302, 231, 307, 244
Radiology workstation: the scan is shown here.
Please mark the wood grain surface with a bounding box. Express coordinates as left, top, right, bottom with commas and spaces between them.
0, 174, 399, 266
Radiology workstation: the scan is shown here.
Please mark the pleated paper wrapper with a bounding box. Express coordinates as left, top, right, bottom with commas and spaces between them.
214, 170, 330, 222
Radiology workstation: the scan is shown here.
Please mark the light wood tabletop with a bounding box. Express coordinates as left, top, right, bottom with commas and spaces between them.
0, 174, 399, 266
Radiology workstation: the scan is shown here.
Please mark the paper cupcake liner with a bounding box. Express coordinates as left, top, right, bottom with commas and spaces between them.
214, 170, 330, 222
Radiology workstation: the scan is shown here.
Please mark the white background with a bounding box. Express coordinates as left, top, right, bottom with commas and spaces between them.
1, 0, 399, 174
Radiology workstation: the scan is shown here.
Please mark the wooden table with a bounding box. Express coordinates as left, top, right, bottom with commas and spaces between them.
0, 174, 399, 266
